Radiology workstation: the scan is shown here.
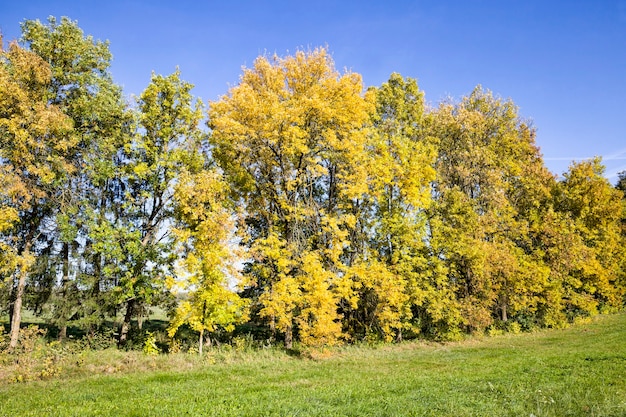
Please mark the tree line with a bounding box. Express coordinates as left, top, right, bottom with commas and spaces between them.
1, 17, 625, 351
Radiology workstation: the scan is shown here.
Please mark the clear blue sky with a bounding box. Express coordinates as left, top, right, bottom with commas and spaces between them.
2, 0, 625, 182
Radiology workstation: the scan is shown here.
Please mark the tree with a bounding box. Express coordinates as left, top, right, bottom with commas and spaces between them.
346, 73, 436, 342
167, 169, 248, 354
209, 48, 373, 347
553, 158, 624, 316
112, 70, 207, 345
0, 206, 19, 318
617, 171, 626, 195
18, 16, 131, 339
428, 86, 553, 333
0, 40, 73, 348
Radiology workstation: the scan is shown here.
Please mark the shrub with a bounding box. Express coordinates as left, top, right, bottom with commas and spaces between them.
506, 321, 522, 334
143, 332, 160, 355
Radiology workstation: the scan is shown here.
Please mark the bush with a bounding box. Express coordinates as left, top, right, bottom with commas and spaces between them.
487, 326, 504, 337
7, 325, 64, 383
83, 328, 117, 350
143, 332, 160, 355
506, 321, 522, 334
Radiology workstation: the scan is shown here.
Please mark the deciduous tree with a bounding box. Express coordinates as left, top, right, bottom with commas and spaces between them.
114, 70, 206, 345
209, 48, 373, 347
348, 73, 436, 341
168, 169, 248, 353
429, 87, 554, 333
0, 40, 73, 348
553, 159, 625, 315
19, 17, 131, 339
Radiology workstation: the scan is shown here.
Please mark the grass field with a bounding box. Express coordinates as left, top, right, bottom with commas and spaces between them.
1, 313, 625, 416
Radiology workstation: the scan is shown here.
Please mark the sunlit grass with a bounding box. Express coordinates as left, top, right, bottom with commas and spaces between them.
1, 313, 625, 416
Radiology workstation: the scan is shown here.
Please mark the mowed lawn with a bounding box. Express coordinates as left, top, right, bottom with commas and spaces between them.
1, 313, 625, 416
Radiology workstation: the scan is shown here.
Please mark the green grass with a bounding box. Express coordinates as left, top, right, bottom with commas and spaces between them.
1, 313, 625, 416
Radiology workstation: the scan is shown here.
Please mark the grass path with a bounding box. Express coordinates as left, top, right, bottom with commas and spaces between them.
1, 313, 625, 416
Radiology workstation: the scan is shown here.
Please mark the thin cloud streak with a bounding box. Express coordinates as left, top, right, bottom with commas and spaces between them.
545, 147, 626, 162
544, 157, 626, 161
605, 147, 626, 160
606, 164, 626, 182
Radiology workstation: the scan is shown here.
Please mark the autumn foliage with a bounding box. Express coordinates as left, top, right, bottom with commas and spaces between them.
1, 18, 625, 350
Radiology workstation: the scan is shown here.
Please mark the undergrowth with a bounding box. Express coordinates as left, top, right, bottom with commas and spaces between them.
0, 313, 625, 416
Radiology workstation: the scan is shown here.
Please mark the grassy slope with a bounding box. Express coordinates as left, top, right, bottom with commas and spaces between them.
1, 313, 625, 416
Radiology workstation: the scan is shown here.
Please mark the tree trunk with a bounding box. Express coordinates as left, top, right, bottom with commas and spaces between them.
199, 328, 204, 355
58, 325, 67, 341
9, 269, 27, 350
395, 328, 403, 343
8, 293, 15, 335
118, 299, 135, 346
58, 242, 70, 342
9, 241, 33, 350
284, 324, 293, 350
269, 314, 276, 342
90, 248, 103, 328
501, 303, 508, 322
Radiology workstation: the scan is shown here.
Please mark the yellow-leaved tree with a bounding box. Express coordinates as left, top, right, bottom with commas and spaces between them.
0, 40, 74, 349
553, 159, 625, 316
344, 74, 436, 342
168, 169, 249, 354
209, 48, 373, 347
428, 87, 555, 335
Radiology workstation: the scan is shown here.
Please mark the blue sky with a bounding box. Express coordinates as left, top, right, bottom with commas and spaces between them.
2, 0, 625, 182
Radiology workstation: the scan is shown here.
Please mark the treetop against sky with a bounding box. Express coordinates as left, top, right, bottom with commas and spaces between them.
1, 1, 625, 182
